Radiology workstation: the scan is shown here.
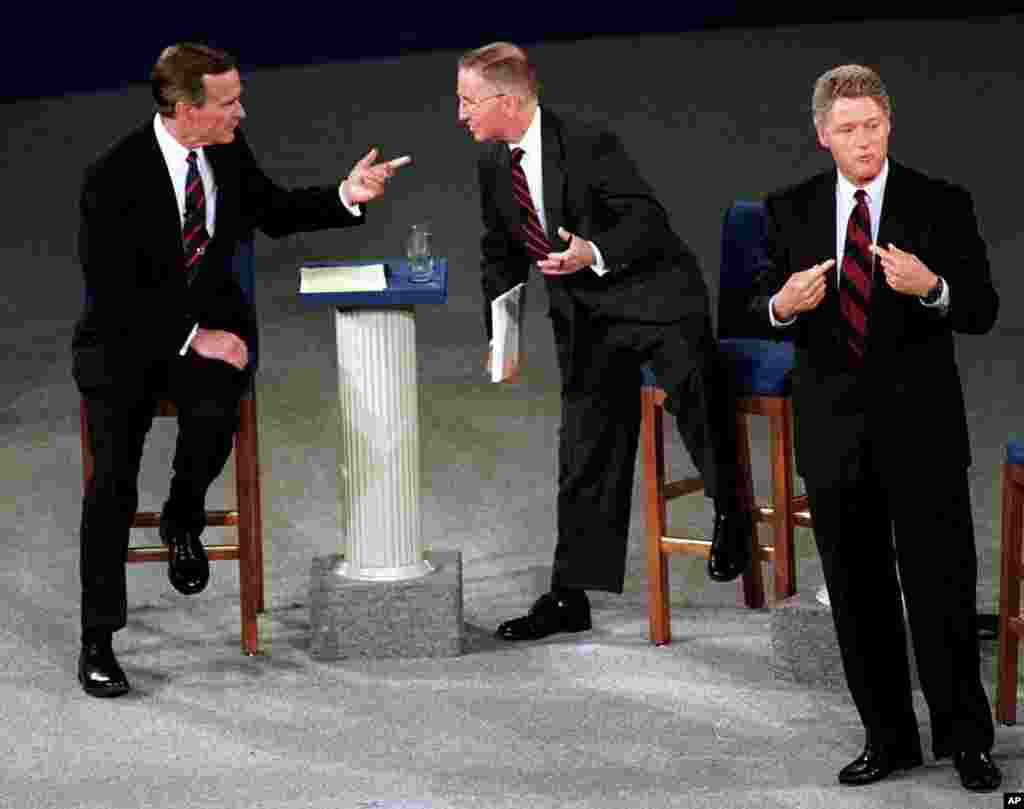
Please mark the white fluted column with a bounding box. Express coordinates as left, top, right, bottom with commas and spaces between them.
333, 306, 432, 581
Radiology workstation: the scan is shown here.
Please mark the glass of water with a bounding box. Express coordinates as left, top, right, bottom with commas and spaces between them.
406, 223, 433, 284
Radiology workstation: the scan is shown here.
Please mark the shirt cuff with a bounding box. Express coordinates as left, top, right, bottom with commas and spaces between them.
179, 323, 199, 356
769, 295, 797, 328
338, 182, 362, 217
920, 277, 950, 311
589, 241, 609, 277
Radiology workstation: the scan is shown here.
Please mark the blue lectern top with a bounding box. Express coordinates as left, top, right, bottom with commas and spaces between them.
298, 258, 448, 307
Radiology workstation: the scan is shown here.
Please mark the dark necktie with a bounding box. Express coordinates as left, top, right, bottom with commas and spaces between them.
510, 147, 551, 262
839, 189, 873, 366
183, 151, 211, 283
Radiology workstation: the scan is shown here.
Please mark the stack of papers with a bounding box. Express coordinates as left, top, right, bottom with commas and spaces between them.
299, 263, 387, 294
491, 283, 525, 383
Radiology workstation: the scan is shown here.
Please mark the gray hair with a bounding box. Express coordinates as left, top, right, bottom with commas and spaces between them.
812, 64, 892, 126
459, 42, 539, 100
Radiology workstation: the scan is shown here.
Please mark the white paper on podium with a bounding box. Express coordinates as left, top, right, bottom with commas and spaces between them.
299, 263, 387, 293
490, 282, 525, 383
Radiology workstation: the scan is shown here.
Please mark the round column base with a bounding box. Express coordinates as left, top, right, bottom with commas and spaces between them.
332, 557, 435, 582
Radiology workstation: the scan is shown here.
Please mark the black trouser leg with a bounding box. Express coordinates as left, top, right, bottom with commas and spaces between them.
80, 392, 155, 635
164, 353, 248, 532
805, 452, 922, 755
887, 465, 994, 757
551, 362, 641, 593
650, 320, 739, 505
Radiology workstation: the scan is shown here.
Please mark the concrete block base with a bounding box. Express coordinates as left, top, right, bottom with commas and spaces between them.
309, 550, 463, 660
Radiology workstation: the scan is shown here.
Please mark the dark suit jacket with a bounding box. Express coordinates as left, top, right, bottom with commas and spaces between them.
73, 122, 361, 392
750, 160, 999, 487
476, 107, 708, 341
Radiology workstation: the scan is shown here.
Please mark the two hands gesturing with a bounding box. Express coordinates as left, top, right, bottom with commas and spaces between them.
771, 244, 938, 322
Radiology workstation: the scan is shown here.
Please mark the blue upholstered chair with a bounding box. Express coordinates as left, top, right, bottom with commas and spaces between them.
79, 235, 265, 655
641, 201, 810, 645
996, 438, 1024, 723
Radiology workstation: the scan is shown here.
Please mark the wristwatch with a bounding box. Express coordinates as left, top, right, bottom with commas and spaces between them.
921, 276, 945, 305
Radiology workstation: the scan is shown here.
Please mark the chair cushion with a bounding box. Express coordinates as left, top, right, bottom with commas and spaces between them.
640, 338, 793, 397
1008, 440, 1024, 466
718, 338, 794, 396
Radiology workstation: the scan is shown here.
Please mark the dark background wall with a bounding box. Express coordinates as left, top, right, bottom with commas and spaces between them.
4, 8, 1018, 101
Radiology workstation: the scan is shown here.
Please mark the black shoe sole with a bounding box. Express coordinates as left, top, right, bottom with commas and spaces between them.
78, 674, 130, 698
495, 619, 592, 642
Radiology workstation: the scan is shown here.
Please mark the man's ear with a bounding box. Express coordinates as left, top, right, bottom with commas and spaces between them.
814, 123, 829, 150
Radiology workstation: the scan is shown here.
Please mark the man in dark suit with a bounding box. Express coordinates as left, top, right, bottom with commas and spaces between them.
74, 42, 409, 697
751, 64, 1000, 792
457, 42, 752, 642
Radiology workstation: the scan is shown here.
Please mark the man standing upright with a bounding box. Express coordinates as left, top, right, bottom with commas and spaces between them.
751, 64, 1000, 792
74, 42, 408, 697
457, 42, 752, 642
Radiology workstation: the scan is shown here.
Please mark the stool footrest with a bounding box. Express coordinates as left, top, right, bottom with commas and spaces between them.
756, 501, 812, 527
661, 536, 711, 557
664, 478, 705, 500
126, 544, 242, 563
131, 510, 240, 528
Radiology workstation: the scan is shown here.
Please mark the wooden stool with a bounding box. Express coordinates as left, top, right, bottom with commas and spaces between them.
996, 438, 1024, 723
641, 351, 810, 645
79, 390, 265, 655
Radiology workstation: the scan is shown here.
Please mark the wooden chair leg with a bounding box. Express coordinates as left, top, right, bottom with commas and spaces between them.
236, 396, 262, 656
997, 462, 1023, 724
642, 387, 671, 645
735, 411, 765, 609
769, 406, 797, 601
80, 399, 94, 491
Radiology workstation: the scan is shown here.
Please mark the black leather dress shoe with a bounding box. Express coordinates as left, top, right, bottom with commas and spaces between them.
707, 506, 752, 582
838, 744, 923, 785
159, 512, 209, 595
496, 590, 592, 641
78, 640, 130, 698
954, 751, 1001, 792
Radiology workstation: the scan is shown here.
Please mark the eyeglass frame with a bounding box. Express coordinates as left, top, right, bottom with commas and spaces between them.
457, 92, 508, 111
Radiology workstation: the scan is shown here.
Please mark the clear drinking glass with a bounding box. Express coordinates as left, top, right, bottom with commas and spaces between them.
406, 223, 433, 283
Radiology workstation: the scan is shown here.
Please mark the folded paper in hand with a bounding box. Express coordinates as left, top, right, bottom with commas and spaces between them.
299, 263, 387, 293
491, 283, 525, 383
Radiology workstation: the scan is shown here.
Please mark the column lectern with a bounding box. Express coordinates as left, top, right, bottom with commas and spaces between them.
301, 258, 463, 659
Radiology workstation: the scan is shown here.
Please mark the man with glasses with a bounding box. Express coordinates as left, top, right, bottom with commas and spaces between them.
457, 42, 752, 641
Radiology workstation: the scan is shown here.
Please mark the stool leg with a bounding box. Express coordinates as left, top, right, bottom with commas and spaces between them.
642, 388, 671, 645
80, 399, 94, 491
236, 397, 261, 656
769, 404, 797, 601
735, 411, 765, 609
997, 462, 1023, 724
245, 396, 266, 614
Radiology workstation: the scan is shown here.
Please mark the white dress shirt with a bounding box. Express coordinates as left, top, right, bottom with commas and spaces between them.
154, 113, 217, 236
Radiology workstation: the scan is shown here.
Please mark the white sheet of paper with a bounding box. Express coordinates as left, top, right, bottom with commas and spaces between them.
299, 263, 387, 293
491, 282, 525, 383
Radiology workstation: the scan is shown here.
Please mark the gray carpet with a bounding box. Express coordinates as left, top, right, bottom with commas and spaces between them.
1, 16, 1022, 808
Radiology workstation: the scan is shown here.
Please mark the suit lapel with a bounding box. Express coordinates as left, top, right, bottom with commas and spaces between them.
540, 108, 565, 246
868, 160, 912, 340
875, 160, 911, 258
492, 144, 519, 232
808, 171, 838, 297
139, 126, 186, 264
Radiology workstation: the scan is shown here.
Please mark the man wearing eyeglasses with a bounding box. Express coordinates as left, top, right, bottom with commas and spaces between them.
457, 42, 752, 642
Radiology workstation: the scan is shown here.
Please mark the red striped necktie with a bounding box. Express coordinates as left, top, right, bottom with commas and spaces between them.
839, 189, 874, 366
183, 151, 211, 283
510, 147, 551, 262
